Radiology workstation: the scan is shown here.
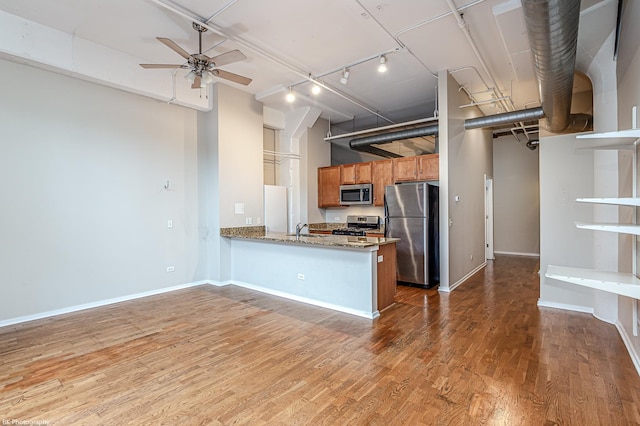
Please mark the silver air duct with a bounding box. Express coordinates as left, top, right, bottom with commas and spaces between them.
349, 124, 439, 153
464, 107, 545, 130
522, 0, 581, 132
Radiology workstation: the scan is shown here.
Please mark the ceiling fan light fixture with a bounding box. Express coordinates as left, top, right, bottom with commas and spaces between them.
286, 87, 295, 103
378, 55, 387, 73
202, 71, 214, 85
340, 68, 350, 85
185, 70, 196, 83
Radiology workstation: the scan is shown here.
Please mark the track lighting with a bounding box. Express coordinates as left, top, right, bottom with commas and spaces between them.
378, 55, 387, 73
286, 87, 295, 103
311, 84, 321, 95
340, 68, 350, 85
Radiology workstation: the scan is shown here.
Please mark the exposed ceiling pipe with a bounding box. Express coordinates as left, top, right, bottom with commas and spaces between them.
444, 0, 514, 115
325, 117, 438, 141
349, 124, 439, 157
465, 107, 544, 130
522, 0, 581, 132
351, 145, 403, 159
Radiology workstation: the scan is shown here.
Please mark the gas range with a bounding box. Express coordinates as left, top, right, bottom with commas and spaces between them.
331, 215, 381, 236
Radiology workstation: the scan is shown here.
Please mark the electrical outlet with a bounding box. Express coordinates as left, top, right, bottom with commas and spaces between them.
245, 217, 252, 225
297, 273, 305, 280
334, 216, 341, 221
167, 219, 173, 228
256, 217, 261, 224
166, 266, 175, 272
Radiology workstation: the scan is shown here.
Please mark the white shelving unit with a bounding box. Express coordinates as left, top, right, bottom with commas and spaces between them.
546, 122, 640, 333
575, 221, 640, 235
546, 265, 640, 299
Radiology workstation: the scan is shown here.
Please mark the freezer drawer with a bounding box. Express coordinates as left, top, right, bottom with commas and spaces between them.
386, 217, 428, 286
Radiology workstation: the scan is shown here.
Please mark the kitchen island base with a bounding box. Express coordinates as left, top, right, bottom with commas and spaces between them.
223, 232, 398, 319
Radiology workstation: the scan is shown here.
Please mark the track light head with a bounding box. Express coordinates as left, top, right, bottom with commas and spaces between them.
286, 87, 295, 103
311, 84, 321, 95
340, 68, 350, 85
378, 55, 387, 73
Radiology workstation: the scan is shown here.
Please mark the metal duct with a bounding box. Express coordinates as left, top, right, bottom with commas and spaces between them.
349, 124, 439, 150
464, 107, 545, 130
522, 0, 581, 132
351, 145, 403, 159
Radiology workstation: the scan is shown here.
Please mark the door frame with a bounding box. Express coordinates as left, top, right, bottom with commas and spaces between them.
485, 175, 495, 261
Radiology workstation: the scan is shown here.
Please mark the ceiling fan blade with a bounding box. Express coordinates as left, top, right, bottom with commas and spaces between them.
140, 64, 187, 69
211, 69, 252, 86
157, 37, 191, 60
208, 49, 247, 67
191, 75, 202, 89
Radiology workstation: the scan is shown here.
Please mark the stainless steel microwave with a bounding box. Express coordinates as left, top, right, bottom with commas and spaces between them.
340, 184, 373, 205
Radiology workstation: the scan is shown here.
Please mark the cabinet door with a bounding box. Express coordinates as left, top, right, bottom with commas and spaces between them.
417, 154, 439, 181
340, 164, 357, 185
393, 157, 417, 182
372, 160, 393, 206
318, 166, 342, 207
355, 162, 372, 183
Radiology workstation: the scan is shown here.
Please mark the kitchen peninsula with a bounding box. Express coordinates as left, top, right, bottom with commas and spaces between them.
221, 227, 398, 319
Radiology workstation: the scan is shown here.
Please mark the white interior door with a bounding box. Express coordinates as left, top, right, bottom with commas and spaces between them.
485, 176, 495, 260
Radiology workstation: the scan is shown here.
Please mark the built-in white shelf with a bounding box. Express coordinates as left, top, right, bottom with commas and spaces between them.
575, 129, 640, 149
546, 265, 640, 299
576, 197, 640, 207
575, 222, 640, 235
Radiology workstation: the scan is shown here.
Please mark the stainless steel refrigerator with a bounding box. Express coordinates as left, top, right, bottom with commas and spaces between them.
384, 182, 439, 289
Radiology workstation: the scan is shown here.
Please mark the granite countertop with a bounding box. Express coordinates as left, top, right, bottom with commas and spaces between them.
220, 227, 398, 248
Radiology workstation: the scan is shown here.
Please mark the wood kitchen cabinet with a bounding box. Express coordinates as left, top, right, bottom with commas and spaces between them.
372, 159, 393, 206
393, 154, 439, 182
377, 242, 397, 311
341, 162, 372, 184
318, 166, 342, 207
417, 154, 439, 181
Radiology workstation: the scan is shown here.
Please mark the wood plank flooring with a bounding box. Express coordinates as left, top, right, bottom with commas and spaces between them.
2, 255, 640, 424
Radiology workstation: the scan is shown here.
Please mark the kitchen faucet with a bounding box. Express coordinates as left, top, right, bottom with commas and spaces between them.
295, 223, 308, 237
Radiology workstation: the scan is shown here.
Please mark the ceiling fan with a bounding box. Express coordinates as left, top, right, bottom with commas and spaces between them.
140, 22, 252, 88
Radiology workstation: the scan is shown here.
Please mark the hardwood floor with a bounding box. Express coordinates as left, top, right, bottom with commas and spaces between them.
2, 255, 640, 424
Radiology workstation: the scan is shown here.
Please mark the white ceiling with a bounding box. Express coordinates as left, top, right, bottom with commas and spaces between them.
0, 0, 617, 135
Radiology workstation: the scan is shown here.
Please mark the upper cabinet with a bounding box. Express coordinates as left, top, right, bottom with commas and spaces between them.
393, 154, 439, 182
341, 162, 372, 184
318, 154, 439, 209
372, 160, 393, 207
318, 166, 342, 208
417, 154, 439, 181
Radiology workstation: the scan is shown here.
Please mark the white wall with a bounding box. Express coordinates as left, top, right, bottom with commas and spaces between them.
538, 134, 595, 311
493, 135, 540, 256
0, 59, 203, 322
216, 84, 265, 228
438, 71, 493, 291
305, 118, 331, 224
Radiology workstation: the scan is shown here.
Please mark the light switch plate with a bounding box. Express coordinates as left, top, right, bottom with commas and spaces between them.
377, 255, 383, 263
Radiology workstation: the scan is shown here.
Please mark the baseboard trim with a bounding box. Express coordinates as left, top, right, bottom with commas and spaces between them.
440, 262, 487, 293
494, 251, 540, 258
0, 280, 211, 328
226, 280, 380, 320
536, 299, 594, 314
615, 321, 640, 377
